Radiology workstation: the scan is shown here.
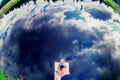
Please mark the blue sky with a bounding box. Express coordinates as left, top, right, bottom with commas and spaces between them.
0, 0, 120, 80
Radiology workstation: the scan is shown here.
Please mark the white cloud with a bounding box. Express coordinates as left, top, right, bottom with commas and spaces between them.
0, 0, 120, 80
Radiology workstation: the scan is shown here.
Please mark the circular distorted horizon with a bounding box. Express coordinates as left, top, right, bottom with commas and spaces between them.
0, 0, 120, 80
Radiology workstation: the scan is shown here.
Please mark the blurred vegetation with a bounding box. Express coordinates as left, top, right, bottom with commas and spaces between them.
118, 76, 120, 80
103, 0, 120, 15
0, 0, 36, 14
0, 70, 8, 80
0, 0, 9, 8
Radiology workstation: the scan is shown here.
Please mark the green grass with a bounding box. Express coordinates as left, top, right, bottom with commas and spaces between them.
118, 76, 120, 80
103, 0, 120, 15
0, 0, 9, 8
0, 70, 8, 80
0, 0, 21, 18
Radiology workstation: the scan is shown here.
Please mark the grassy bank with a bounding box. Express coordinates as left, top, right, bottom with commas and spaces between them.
103, 0, 120, 15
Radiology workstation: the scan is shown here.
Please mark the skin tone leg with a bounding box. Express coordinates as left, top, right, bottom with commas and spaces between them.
60, 67, 70, 78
